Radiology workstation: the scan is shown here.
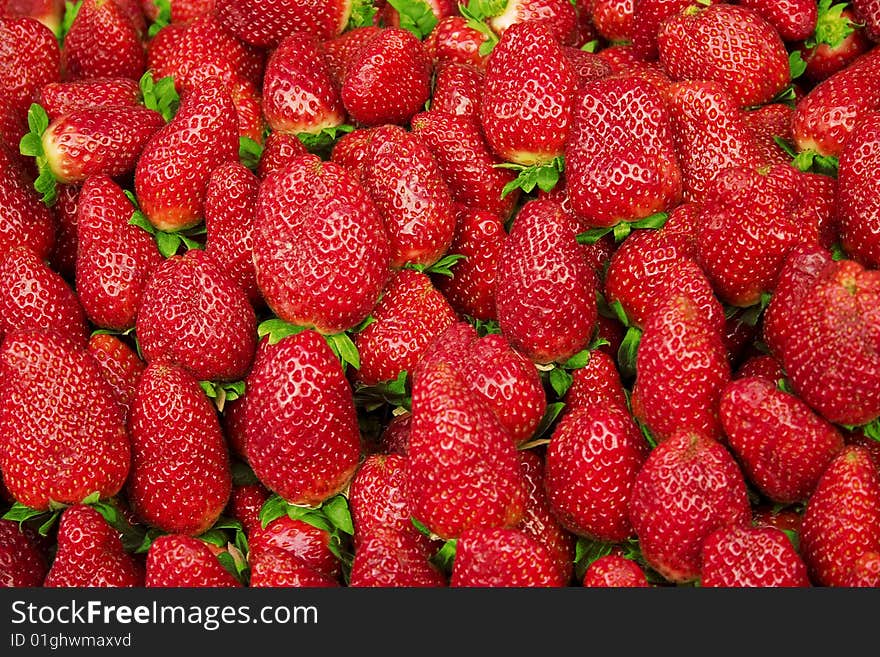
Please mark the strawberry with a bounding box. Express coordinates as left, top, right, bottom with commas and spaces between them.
354, 269, 458, 386
0, 0, 65, 33
733, 353, 786, 383
406, 360, 526, 540
590, 0, 635, 43
582, 554, 651, 587
36, 77, 142, 119
145, 534, 241, 587
484, 0, 579, 45
134, 76, 239, 232
0, 330, 130, 511
256, 129, 309, 179
248, 514, 340, 580
140, 0, 216, 23
562, 46, 614, 87
424, 14, 489, 70
43, 505, 145, 587
341, 26, 432, 127
739, 0, 818, 42
215, 0, 351, 47
800, 445, 880, 587
226, 481, 270, 537
719, 376, 845, 504
349, 525, 448, 587
798, 2, 872, 84
86, 332, 145, 424
245, 330, 361, 507
564, 348, 629, 414
450, 526, 566, 587
631, 0, 714, 61
565, 75, 682, 227
362, 124, 456, 269
248, 547, 340, 587
699, 524, 811, 587
0, 16, 60, 122
380, 410, 412, 455
657, 3, 790, 108
261, 31, 346, 136
320, 25, 382, 89
328, 126, 374, 182
0, 146, 56, 260
628, 429, 752, 583
62, 0, 146, 81
0, 245, 88, 345
410, 109, 520, 220
0, 519, 49, 587
430, 60, 485, 120
845, 551, 880, 587
781, 258, 880, 427
495, 198, 598, 365
837, 111, 880, 269
253, 154, 390, 335
479, 20, 576, 165
545, 401, 650, 542
136, 249, 257, 382
75, 175, 162, 331
203, 162, 261, 307
742, 103, 796, 167
853, 0, 880, 39
631, 293, 731, 444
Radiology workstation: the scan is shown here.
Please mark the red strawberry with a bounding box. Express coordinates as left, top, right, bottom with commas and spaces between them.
590, 0, 635, 43
36, 77, 142, 119
0, 0, 65, 32
0, 330, 130, 510
256, 129, 309, 179
215, 0, 350, 47
248, 547, 340, 587
565, 75, 682, 227
495, 198, 598, 365
362, 124, 456, 269
86, 332, 145, 424
798, 2, 872, 84
657, 3, 790, 108
136, 249, 257, 382
845, 551, 880, 587
782, 258, 880, 427
253, 154, 390, 335
406, 360, 526, 540
631, 293, 731, 443
486, 0, 579, 44
0, 519, 49, 587
248, 514, 340, 580
430, 61, 484, 119
631, 0, 714, 61
75, 175, 163, 331
328, 126, 374, 181
424, 15, 489, 70
62, 0, 146, 81
800, 446, 880, 586
479, 20, 576, 165
740, 0, 818, 42
0, 145, 56, 260
562, 45, 614, 87
853, 0, 880, 39
545, 401, 650, 542
628, 429, 752, 583
341, 27, 432, 127
720, 376, 845, 504
354, 269, 457, 386
134, 76, 239, 232
0, 245, 87, 345
837, 111, 880, 269
733, 353, 786, 383
380, 410, 412, 455
0, 16, 60, 122
582, 554, 651, 587
564, 348, 629, 414
450, 526, 566, 587
699, 524, 811, 587
43, 505, 144, 587
349, 525, 447, 587
140, 0, 216, 24
742, 103, 796, 167
225, 481, 270, 537
145, 535, 241, 587
245, 330, 361, 506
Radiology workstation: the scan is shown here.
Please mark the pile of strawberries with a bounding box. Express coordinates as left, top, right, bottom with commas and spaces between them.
0, 0, 879, 589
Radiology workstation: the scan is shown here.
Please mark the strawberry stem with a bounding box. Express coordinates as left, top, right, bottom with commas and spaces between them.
386, 0, 438, 39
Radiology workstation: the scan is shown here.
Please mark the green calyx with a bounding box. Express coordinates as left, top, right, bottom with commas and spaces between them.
807, 0, 859, 49
139, 70, 180, 123
386, 0, 438, 39
18, 104, 57, 207
496, 155, 565, 199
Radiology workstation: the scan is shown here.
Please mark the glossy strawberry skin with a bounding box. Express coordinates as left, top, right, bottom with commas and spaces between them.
349, 526, 447, 588
740, 0, 818, 42
136, 249, 257, 383
720, 376, 845, 504
853, 0, 880, 42
0, 145, 56, 260
86, 332, 144, 424
496, 198, 598, 365
430, 61, 484, 120
216, 0, 349, 47
0, 330, 130, 511
798, 5, 872, 84
451, 527, 567, 587
245, 331, 361, 507
226, 482, 270, 537
0, 16, 60, 121
845, 551, 880, 587
564, 349, 629, 415
800, 446, 880, 587
424, 15, 489, 70
0, 519, 49, 587
249, 547, 340, 588
36, 77, 142, 119
837, 111, 880, 269
256, 130, 309, 179
582, 554, 651, 587
254, 154, 391, 335
248, 515, 340, 580
62, 0, 146, 81
145, 535, 241, 587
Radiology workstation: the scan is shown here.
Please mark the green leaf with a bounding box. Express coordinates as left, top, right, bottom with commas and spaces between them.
617, 326, 643, 380
257, 318, 307, 345
57, 0, 83, 45
408, 253, 467, 277
18, 132, 43, 158
296, 124, 355, 153
580, 39, 600, 53
773, 136, 798, 158
789, 51, 807, 80
410, 516, 432, 537
531, 401, 565, 440
352, 315, 376, 333
140, 71, 179, 123
286, 506, 333, 533
830, 242, 848, 261
612, 221, 632, 242
133, 528, 164, 554
738, 292, 773, 327
549, 367, 573, 398
215, 551, 240, 580
80, 491, 101, 505
636, 417, 657, 449
38, 512, 61, 537
259, 495, 290, 529
325, 332, 360, 370
808, 0, 857, 49
322, 495, 354, 536
776, 378, 792, 394
148, 0, 172, 38
630, 212, 669, 231
431, 539, 458, 573
497, 156, 564, 198
347, 0, 378, 28
862, 419, 880, 442
573, 537, 615, 581
34, 166, 58, 207
155, 231, 181, 258
198, 529, 228, 548
128, 210, 155, 234
562, 349, 591, 371
466, 315, 502, 336
239, 136, 263, 170
353, 370, 411, 413
609, 299, 630, 327
1, 502, 48, 525
387, 0, 438, 39
457, 3, 499, 56
576, 226, 614, 245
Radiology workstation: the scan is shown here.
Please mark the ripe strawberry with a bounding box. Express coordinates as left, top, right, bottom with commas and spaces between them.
86, 332, 145, 424
225, 481, 270, 537
545, 401, 650, 542
256, 129, 309, 179
0, 16, 60, 121
853, 0, 880, 39
320, 25, 382, 88
75, 175, 162, 331
800, 446, 880, 587
566, 75, 681, 227
328, 126, 374, 181
215, 0, 350, 47
136, 249, 257, 382
562, 46, 614, 87
837, 111, 880, 269
720, 376, 845, 504
248, 547, 340, 587
657, 3, 790, 108
495, 198, 598, 365
43, 505, 144, 587
628, 429, 752, 583
245, 330, 361, 506
36, 77, 142, 119
203, 162, 261, 307
430, 61, 484, 120
798, 2, 871, 84
140, 0, 216, 23
742, 103, 796, 167
350, 527, 442, 589
0, 145, 56, 260
341, 27, 432, 127
0, 245, 88, 346
0, 330, 130, 511
406, 360, 526, 540
564, 348, 629, 414
631, 0, 715, 61
262, 31, 345, 136
480, 20, 576, 165
0, 0, 65, 32
253, 154, 390, 335
379, 410, 412, 455
485, 0, 579, 44
845, 551, 880, 587
248, 514, 340, 580
410, 109, 520, 220
354, 269, 457, 386
362, 124, 456, 269
62, 0, 146, 80
145, 534, 241, 587
733, 353, 786, 383
781, 258, 880, 427
424, 14, 489, 70
740, 0, 818, 42
699, 524, 811, 587
134, 76, 239, 232
0, 519, 49, 587
450, 526, 567, 587
582, 554, 651, 587
590, 0, 635, 43
631, 293, 731, 443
